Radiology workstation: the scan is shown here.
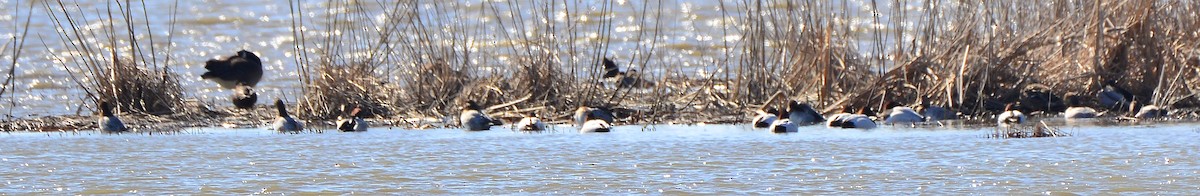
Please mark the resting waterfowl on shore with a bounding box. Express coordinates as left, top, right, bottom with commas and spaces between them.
1130, 100, 1168, 119
575, 106, 615, 127
752, 107, 779, 128
1063, 93, 1097, 119
460, 101, 498, 131
997, 103, 1026, 126
1098, 81, 1133, 111
768, 118, 798, 133
515, 113, 546, 131
601, 58, 654, 88
202, 50, 263, 89
336, 105, 367, 132
231, 84, 257, 109
787, 101, 825, 125
97, 101, 128, 132
272, 99, 304, 132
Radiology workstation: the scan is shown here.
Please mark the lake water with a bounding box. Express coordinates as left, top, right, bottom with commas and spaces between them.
2, 123, 1198, 194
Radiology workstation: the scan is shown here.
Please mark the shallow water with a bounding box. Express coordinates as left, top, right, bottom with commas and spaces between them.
2, 124, 1198, 194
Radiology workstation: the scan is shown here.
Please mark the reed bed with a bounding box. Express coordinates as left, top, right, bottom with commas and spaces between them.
4, 0, 1200, 131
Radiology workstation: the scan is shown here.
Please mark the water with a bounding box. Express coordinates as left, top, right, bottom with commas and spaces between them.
2, 124, 1198, 194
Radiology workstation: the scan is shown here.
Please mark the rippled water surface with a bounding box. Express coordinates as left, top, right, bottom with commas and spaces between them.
2, 124, 1198, 194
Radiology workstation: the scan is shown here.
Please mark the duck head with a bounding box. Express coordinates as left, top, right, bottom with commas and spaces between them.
1064, 93, 1084, 107
99, 101, 116, 117
274, 99, 289, 117
231, 85, 257, 109
345, 104, 363, 118
237, 50, 261, 63
763, 107, 779, 115
601, 58, 621, 78
463, 101, 483, 111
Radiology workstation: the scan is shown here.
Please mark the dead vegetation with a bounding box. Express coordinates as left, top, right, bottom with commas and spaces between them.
990, 121, 1071, 139
4, 0, 1200, 131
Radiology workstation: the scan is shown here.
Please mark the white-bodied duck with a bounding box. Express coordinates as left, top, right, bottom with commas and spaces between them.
1063, 93, 1097, 119
336, 105, 367, 132
883, 101, 926, 124
272, 99, 304, 132
515, 112, 547, 131
97, 101, 128, 132
752, 107, 779, 128
997, 103, 1026, 126
579, 112, 613, 133
574, 106, 615, 127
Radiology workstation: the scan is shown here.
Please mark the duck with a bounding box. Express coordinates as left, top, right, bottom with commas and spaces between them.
272, 99, 304, 132
768, 118, 798, 133
515, 113, 547, 131
231, 84, 257, 109
882, 101, 925, 124
336, 105, 367, 132
1063, 93, 1098, 119
202, 50, 263, 89
787, 101, 825, 125
97, 101, 128, 132
1098, 81, 1133, 111
752, 107, 779, 128
1131, 100, 1168, 119
601, 58, 654, 88
574, 106, 615, 127
829, 107, 876, 129
460, 101, 499, 131
579, 112, 613, 133
917, 100, 955, 121
997, 103, 1026, 126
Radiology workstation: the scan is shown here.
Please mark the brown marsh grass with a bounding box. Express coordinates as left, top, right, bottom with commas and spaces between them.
5, 0, 1200, 131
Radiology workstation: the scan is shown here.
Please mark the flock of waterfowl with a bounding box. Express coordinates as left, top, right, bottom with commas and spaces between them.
94, 50, 1174, 133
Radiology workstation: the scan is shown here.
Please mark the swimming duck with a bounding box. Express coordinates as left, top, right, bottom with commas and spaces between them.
460, 101, 498, 131
601, 58, 654, 88
202, 50, 263, 89
579, 112, 613, 133
515, 113, 547, 131
574, 106, 615, 127
768, 118, 798, 133
97, 101, 128, 132
1063, 93, 1097, 119
997, 103, 1026, 126
336, 105, 367, 132
883, 101, 925, 124
787, 101, 825, 125
752, 107, 779, 128
917, 100, 955, 121
272, 99, 304, 132
231, 84, 257, 109
829, 107, 876, 129
1098, 81, 1133, 111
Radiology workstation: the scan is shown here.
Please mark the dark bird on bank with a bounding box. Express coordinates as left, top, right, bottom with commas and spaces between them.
272, 99, 304, 132
336, 105, 368, 132
202, 50, 263, 89
1019, 84, 1066, 113
97, 101, 128, 132
601, 58, 654, 88
1098, 81, 1133, 111
231, 84, 257, 109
